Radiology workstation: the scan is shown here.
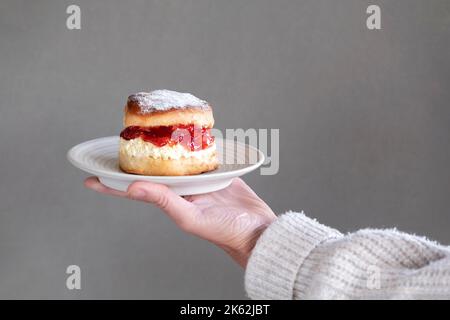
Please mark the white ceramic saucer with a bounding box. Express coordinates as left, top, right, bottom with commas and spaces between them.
67, 137, 264, 195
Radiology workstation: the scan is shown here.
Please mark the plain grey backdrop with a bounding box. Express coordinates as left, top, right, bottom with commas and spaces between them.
0, 0, 449, 299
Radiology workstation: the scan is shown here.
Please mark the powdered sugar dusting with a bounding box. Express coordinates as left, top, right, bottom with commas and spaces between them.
128, 90, 209, 114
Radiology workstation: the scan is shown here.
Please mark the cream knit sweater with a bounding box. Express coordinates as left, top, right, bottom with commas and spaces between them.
245, 211, 450, 299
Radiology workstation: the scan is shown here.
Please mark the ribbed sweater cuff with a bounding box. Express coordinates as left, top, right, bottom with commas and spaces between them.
245, 211, 342, 299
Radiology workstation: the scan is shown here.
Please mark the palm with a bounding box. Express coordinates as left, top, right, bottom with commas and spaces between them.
185, 179, 276, 262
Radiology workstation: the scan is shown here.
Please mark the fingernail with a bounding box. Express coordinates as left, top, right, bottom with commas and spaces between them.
130, 189, 146, 200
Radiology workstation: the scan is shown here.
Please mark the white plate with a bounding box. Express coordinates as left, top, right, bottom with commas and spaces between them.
67, 137, 265, 195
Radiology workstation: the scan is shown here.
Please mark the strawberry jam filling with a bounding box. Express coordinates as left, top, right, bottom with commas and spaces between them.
120, 125, 215, 151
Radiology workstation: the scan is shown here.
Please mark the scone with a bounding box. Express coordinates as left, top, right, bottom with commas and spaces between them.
119, 90, 219, 176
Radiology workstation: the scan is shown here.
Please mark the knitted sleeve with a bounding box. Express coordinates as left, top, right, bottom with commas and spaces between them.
245, 211, 450, 299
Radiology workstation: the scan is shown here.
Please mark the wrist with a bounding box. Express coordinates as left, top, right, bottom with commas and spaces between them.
223, 216, 276, 268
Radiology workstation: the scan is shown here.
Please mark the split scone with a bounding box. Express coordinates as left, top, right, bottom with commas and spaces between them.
119, 90, 219, 176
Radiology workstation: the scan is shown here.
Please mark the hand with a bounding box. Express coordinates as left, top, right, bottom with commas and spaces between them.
84, 177, 277, 267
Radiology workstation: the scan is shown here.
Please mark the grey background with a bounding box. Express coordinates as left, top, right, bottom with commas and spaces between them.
0, 0, 449, 299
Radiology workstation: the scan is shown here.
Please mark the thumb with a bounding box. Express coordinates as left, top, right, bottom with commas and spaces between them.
127, 181, 199, 231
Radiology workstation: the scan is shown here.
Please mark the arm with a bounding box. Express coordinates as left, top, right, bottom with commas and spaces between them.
85, 177, 450, 299
246, 211, 450, 299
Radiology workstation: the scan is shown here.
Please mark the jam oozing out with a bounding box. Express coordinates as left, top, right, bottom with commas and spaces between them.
120, 124, 215, 151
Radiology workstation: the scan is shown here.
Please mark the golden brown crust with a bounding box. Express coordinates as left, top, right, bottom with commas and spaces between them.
119, 148, 219, 176
124, 106, 214, 128
121, 90, 217, 175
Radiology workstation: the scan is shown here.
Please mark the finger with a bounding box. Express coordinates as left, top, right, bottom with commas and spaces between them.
231, 178, 264, 199
230, 178, 253, 193
127, 181, 200, 231
84, 177, 128, 197
186, 178, 247, 204
231, 178, 274, 213
182, 179, 241, 205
